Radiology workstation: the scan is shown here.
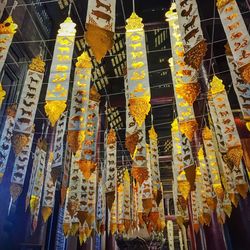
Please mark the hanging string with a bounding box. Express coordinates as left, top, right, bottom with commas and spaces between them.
9, 1, 18, 16
68, 2, 72, 17
132, 0, 135, 12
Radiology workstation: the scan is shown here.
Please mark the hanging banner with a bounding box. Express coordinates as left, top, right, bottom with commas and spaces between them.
217, 0, 250, 83
123, 169, 131, 233
131, 124, 149, 186
78, 86, 100, 179
126, 12, 151, 127
0, 104, 16, 182
67, 52, 92, 153
10, 131, 34, 202
166, 4, 198, 141
0, 83, 6, 109
109, 189, 117, 235
149, 126, 162, 206
125, 76, 139, 156
41, 153, 56, 223
63, 201, 72, 236
96, 179, 105, 234
209, 76, 243, 169
85, 0, 116, 62
191, 191, 199, 233
61, 143, 72, 205
233, 161, 248, 199
202, 127, 224, 201
131, 180, 138, 230
167, 220, 175, 250
45, 17, 76, 126
225, 45, 250, 130
0, 16, 18, 73
175, 1, 207, 69
12, 56, 45, 155
105, 129, 117, 210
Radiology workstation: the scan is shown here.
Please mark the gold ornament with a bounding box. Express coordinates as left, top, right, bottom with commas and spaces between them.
210, 75, 225, 95
131, 166, 148, 186
179, 120, 198, 141
45, 100, 66, 127
202, 126, 212, 140
67, 130, 85, 154
126, 12, 144, 32
0, 16, 18, 34
29, 55, 45, 73
78, 159, 97, 179
0, 83, 6, 108
58, 17, 76, 36
149, 126, 158, 141
125, 132, 139, 155
76, 52, 92, 68
89, 85, 101, 102
216, 0, 234, 9
30, 195, 39, 215
178, 180, 190, 200
239, 63, 250, 84
12, 133, 30, 155
176, 82, 200, 105
42, 207, 52, 223
85, 23, 114, 63
227, 145, 243, 169
246, 122, 250, 132
129, 95, 151, 127
107, 128, 116, 145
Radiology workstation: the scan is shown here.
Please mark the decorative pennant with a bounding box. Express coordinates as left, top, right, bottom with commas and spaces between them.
85, 0, 116, 62
166, 4, 198, 141
125, 12, 151, 127
131, 124, 149, 186
78, 86, 100, 179
61, 144, 72, 206
225, 44, 250, 130
167, 220, 175, 250
67, 52, 92, 153
12, 56, 45, 155
125, 76, 139, 156
0, 104, 16, 182
41, 153, 56, 222
217, 0, 250, 83
0, 15, 18, 73
45, 17, 76, 126
209, 76, 243, 169
202, 127, 224, 201
148, 126, 162, 206
105, 129, 117, 211
174, 0, 207, 69
10, 131, 34, 202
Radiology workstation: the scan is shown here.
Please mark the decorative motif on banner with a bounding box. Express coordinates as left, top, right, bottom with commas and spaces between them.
78, 86, 100, 179
209, 76, 243, 169
105, 129, 117, 210
167, 220, 174, 250
61, 144, 72, 205
0, 104, 16, 182
126, 12, 151, 127
125, 76, 139, 155
0, 15, 18, 73
217, 0, 250, 83
233, 161, 248, 198
85, 0, 116, 62
68, 52, 92, 153
225, 44, 250, 130
10, 132, 34, 202
131, 124, 149, 186
12, 56, 45, 155
42, 153, 56, 222
191, 191, 199, 233
45, 17, 76, 126
202, 127, 224, 200
149, 126, 162, 206
175, 1, 207, 69
0, 83, 6, 108
166, 4, 200, 105
96, 179, 105, 234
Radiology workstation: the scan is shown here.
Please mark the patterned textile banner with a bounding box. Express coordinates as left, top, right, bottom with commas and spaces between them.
125, 76, 139, 156
0, 16, 18, 73
167, 220, 174, 250
96, 180, 105, 234
61, 143, 72, 205
126, 12, 151, 127
217, 0, 250, 83
10, 131, 34, 201
41, 153, 56, 222
209, 76, 243, 169
190, 191, 199, 233
78, 87, 100, 179
45, 17, 76, 126
0, 105, 16, 182
68, 52, 92, 153
85, 0, 116, 62
226, 45, 250, 130
105, 129, 117, 211
175, 1, 207, 69
131, 124, 148, 186
12, 56, 45, 155
167, 4, 198, 141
